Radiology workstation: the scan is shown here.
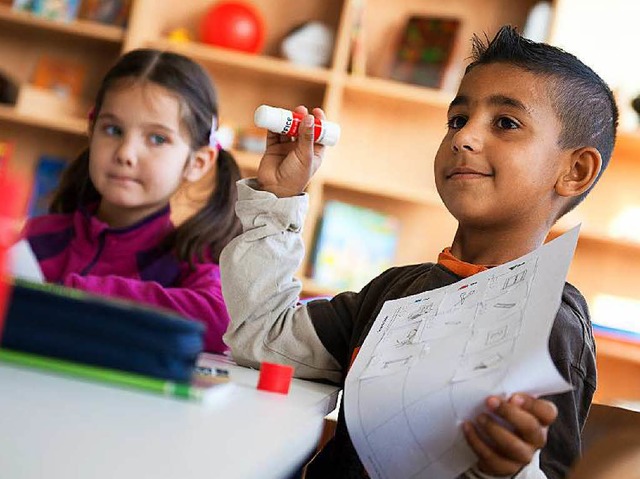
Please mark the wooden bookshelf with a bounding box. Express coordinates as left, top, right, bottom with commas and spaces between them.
2, 0, 640, 404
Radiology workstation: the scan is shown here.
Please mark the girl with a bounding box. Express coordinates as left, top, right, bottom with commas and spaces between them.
23, 49, 241, 353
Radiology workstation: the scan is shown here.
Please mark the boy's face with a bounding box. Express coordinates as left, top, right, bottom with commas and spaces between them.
434, 63, 570, 230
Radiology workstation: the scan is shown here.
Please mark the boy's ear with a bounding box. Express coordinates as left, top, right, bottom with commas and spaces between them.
555, 147, 602, 198
183, 146, 217, 183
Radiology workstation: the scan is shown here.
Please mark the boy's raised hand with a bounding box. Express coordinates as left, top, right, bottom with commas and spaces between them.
257, 105, 326, 198
463, 393, 558, 476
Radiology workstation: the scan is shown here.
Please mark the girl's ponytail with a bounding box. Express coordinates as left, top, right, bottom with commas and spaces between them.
172, 147, 241, 265
49, 148, 100, 214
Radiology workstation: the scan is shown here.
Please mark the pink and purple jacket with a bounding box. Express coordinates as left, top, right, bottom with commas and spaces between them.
24, 205, 229, 353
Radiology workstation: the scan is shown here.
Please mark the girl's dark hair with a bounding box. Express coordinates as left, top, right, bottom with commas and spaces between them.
466, 26, 619, 215
50, 49, 241, 264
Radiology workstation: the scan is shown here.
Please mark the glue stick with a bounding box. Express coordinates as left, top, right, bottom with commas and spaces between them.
253, 105, 341, 146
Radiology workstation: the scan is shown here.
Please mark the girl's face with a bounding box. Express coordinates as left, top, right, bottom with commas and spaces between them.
89, 81, 194, 228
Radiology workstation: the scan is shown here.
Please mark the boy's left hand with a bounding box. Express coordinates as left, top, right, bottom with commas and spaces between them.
463, 393, 558, 477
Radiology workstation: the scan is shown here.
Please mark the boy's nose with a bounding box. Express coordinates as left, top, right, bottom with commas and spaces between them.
451, 127, 482, 153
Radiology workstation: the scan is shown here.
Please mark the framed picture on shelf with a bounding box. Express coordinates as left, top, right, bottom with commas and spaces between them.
386, 16, 461, 89
310, 200, 400, 292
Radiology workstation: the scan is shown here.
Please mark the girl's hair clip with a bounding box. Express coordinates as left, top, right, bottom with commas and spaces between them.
209, 115, 222, 151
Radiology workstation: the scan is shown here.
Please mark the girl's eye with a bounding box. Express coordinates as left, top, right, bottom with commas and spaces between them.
496, 117, 519, 130
150, 134, 168, 145
447, 115, 467, 130
104, 125, 122, 136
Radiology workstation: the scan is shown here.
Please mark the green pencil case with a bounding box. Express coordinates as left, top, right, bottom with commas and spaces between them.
1, 280, 204, 382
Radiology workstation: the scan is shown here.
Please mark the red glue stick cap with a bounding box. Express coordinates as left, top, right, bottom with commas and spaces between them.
257, 362, 294, 395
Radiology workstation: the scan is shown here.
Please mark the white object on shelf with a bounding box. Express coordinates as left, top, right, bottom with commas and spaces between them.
280, 21, 335, 68
523, 1, 553, 42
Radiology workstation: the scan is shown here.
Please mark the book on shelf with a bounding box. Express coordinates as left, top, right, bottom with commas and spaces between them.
14, 0, 81, 22
28, 154, 67, 217
348, 0, 367, 76
0, 347, 233, 403
0, 141, 14, 171
32, 55, 86, 99
310, 200, 400, 292
592, 293, 640, 344
79, 0, 131, 27
386, 16, 460, 89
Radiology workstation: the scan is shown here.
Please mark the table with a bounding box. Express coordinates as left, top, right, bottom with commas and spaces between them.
0, 353, 339, 479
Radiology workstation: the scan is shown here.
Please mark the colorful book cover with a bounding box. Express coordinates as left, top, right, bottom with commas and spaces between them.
29, 155, 67, 217
388, 16, 460, 88
311, 201, 400, 292
31, 0, 81, 22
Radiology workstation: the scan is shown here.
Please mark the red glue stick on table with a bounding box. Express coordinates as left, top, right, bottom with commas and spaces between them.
257, 361, 294, 394
254, 104, 341, 146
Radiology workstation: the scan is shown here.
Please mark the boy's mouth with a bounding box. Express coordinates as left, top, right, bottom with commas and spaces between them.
446, 167, 493, 179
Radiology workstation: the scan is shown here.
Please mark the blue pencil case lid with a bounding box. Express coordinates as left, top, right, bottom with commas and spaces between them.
1, 280, 204, 382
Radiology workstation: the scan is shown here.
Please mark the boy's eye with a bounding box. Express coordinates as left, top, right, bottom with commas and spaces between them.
496, 117, 519, 130
150, 134, 168, 145
447, 115, 467, 129
104, 124, 122, 136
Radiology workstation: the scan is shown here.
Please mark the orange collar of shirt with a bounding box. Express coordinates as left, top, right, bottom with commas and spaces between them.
437, 247, 490, 278
350, 248, 491, 368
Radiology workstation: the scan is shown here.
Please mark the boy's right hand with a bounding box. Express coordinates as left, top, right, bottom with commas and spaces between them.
257, 105, 326, 198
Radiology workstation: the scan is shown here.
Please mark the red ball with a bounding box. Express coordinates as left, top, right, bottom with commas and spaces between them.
200, 2, 265, 54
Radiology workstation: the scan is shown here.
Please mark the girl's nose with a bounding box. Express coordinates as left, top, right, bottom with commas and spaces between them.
115, 137, 137, 166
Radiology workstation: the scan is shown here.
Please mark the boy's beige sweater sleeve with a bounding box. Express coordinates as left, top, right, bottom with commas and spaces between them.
220, 179, 343, 384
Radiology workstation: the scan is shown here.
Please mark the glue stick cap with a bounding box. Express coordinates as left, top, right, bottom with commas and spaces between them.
257, 361, 294, 395
319, 121, 341, 147
254, 105, 289, 133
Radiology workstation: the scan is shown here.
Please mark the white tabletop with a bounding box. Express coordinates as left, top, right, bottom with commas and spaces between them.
0, 353, 339, 479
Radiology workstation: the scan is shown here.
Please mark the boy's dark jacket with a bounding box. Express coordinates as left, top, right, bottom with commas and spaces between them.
221, 180, 597, 479
305, 263, 596, 478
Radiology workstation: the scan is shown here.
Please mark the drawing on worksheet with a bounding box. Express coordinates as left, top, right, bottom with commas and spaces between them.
344, 227, 580, 479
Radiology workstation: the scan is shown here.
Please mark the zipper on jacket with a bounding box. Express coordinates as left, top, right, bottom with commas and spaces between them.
79, 232, 107, 275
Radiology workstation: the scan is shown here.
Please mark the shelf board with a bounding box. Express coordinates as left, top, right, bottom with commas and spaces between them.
0, 104, 86, 136
550, 225, 640, 253
323, 174, 443, 207
0, 5, 125, 43
614, 130, 640, 160
150, 39, 332, 85
595, 333, 640, 364
344, 75, 452, 108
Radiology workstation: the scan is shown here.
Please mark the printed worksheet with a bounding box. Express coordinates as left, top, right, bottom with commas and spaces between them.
344, 227, 579, 479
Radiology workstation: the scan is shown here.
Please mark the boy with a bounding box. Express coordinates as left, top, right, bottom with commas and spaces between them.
220, 26, 617, 478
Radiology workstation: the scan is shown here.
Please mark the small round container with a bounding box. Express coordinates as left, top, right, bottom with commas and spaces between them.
257, 361, 295, 394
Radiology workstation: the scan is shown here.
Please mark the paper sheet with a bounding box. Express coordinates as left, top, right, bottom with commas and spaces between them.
344, 227, 579, 479
8, 240, 44, 283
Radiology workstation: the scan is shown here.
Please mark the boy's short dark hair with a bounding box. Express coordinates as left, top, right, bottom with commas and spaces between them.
466, 25, 619, 215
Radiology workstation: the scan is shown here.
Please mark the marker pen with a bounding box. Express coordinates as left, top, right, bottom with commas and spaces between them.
253, 105, 341, 146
